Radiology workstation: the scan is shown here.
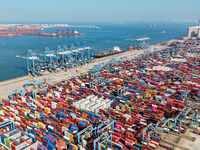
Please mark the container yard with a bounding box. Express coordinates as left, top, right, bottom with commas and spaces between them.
0, 39, 199, 150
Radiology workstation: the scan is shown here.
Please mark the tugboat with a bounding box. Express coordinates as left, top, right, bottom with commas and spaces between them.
129, 46, 135, 51
93, 46, 126, 58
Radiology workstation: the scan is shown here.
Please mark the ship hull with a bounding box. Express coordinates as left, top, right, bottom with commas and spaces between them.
93, 50, 126, 58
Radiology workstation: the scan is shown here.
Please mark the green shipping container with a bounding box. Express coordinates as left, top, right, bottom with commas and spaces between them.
79, 109, 85, 112
101, 144, 106, 148
130, 107, 134, 111
155, 99, 161, 103
151, 113, 157, 117
135, 143, 143, 149
5, 139, 10, 147
143, 115, 150, 118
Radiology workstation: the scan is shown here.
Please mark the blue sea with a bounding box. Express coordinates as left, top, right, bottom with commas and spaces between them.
0, 22, 196, 81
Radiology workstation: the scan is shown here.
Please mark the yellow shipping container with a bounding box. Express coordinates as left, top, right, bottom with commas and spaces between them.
35, 112, 40, 118
146, 93, 151, 98
38, 122, 45, 128
40, 123, 45, 128
121, 107, 125, 112
38, 122, 41, 128
44, 108, 50, 114
17, 100, 21, 103
70, 134, 74, 142
26, 109, 30, 113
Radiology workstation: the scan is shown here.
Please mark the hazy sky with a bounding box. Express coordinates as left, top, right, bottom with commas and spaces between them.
0, 0, 199, 22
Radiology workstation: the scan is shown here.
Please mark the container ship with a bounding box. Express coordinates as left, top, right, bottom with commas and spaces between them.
0, 33, 20, 37
40, 32, 60, 37
93, 46, 126, 58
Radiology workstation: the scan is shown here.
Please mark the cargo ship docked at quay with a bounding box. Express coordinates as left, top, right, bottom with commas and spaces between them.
93, 46, 136, 58
93, 46, 127, 58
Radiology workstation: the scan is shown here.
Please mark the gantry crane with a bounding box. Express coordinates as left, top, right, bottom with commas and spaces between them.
44, 47, 57, 72
16, 49, 42, 76
24, 79, 38, 91
8, 88, 25, 100
56, 45, 68, 69
70, 44, 80, 66
83, 42, 93, 63
191, 109, 199, 129
17, 43, 93, 76
134, 35, 151, 49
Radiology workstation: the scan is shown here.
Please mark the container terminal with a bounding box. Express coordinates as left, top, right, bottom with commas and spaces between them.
0, 28, 83, 37
0, 38, 199, 150
0, 24, 87, 37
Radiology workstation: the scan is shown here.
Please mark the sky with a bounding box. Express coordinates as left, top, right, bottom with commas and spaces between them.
0, 0, 199, 22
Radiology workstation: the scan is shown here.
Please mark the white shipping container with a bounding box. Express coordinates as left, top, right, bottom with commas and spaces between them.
62, 126, 68, 132
140, 122, 147, 126
52, 102, 57, 109
48, 125, 55, 130
94, 104, 103, 113
152, 104, 157, 108
78, 99, 87, 109
91, 96, 98, 102
63, 135, 70, 141
15, 116, 21, 121
59, 87, 63, 92
32, 122, 37, 126
54, 91, 60, 98
172, 107, 178, 110
86, 95, 94, 101
27, 126, 32, 131
81, 101, 92, 110
14, 121, 20, 126
127, 128, 135, 133
81, 83, 85, 87
22, 97, 26, 102
9, 131, 21, 139
23, 141, 38, 150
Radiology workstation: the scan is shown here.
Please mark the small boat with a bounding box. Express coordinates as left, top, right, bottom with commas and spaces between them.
148, 25, 157, 27
129, 46, 135, 51
161, 31, 165, 34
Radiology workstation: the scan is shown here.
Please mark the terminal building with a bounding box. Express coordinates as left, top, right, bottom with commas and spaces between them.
187, 21, 200, 38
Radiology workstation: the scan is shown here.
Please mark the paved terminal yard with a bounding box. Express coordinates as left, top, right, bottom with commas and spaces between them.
0, 39, 199, 150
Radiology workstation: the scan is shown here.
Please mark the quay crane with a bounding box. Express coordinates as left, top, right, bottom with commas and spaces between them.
126, 35, 151, 49
62, 45, 75, 68
134, 35, 151, 49
16, 49, 42, 76
16, 42, 94, 76
83, 42, 93, 63
56, 45, 68, 69
75, 42, 86, 65
70, 44, 80, 66
44, 47, 57, 72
